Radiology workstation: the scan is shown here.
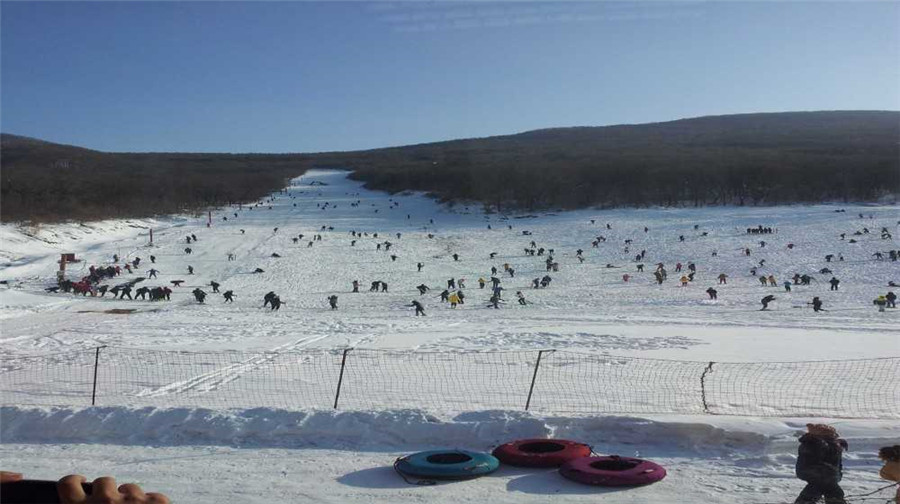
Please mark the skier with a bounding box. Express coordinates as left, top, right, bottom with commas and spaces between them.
488, 294, 501, 309
761, 294, 776, 310
874, 295, 888, 312
448, 292, 460, 308
706, 287, 717, 300
410, 300, 426, 316
458, 279, 466, 289
187, 266, 194, 275
223, 290, 235, 303
148, 269, 158, 279
478, 278, 486, 289
210, 281, 220, 293
253, 268, 265, 274
380, 282, 388, 293
793, 424, 848, 504
886, 291, 897, 308
810, 297, 824, 312
417, 262, 424, 272
448, 278, 456, 289
270, 296, 282, 311
192, 288, 207, 303
829, 277, 840, 291
263, 291, 277, 308
784, 281, 792, 292
327, 295, 338, 310
416, 284, 430, 295
439, 289, 450, 302
370, 281, 380, 292
516, 291, 527, 305
352, 280, 359, 293
452, 253, 459, 261
150, 255, 156, 264
135, 287, 150, 300
680, 275, 689, 287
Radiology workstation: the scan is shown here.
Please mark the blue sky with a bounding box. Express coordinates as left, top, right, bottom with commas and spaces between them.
2, 1, 898, 152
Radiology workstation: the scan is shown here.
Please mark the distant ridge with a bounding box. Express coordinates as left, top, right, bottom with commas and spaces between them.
2, 111, 898, 222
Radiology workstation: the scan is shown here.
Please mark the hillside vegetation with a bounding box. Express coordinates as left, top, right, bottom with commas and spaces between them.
311, 111, 900, 211
2, 111, 898, 223
0, 135, 311, 222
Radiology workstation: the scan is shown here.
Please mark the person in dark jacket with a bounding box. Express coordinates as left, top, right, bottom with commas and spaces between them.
808, 296, 823, 312
192, 288, 207, 303
410, 300, 425, 316
761, 294, 776, 310
794, 423, 848, 504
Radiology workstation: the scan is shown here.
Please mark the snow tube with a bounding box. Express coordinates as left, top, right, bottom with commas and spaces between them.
492, 438, 591, 468
394, 450, 499, 481
560, 455, 667, 486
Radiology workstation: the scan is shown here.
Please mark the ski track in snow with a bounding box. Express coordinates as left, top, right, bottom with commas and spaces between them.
137, 334, 332, 397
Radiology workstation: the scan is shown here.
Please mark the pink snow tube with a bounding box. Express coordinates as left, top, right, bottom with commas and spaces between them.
560, 455, 667, 486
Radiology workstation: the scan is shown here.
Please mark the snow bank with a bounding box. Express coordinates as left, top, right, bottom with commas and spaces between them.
4, 406, 896, 456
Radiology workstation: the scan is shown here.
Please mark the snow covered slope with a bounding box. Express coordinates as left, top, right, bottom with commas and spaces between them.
1, 169, 897, 361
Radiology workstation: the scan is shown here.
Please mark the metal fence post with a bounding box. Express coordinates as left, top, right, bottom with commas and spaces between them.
91, 346, 106, 406
525, 350, 554, 411
700, 361, 715, 414
333, 348, 352, 409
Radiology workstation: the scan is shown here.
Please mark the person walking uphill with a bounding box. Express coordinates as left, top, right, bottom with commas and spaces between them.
794, 423, 848, 504
409, 300, 426, 316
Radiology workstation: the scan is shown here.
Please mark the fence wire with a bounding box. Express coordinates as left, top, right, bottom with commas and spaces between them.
0, 347, 897, 418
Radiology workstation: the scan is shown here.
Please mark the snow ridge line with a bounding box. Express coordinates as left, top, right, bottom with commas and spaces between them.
3, 406, 897, 454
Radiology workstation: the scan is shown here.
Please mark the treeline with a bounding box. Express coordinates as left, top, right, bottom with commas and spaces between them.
308, 111, 900, 211
3, 111, 898, 223
1, 135, 310, 223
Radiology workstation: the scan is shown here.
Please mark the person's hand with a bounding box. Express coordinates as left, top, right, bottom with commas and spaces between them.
58, 475, 169, 504
0, 471, 24, 483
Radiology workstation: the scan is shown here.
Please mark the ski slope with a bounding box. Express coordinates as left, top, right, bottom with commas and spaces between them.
1, 169, 897, 360
1, 169, 898, 503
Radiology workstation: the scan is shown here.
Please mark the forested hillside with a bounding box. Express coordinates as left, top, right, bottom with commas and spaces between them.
309, 111, 900, 211
2, 111, 898, 223
0, 135, 310, 222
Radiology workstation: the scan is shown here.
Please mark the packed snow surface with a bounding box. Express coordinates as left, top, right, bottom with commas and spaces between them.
1, 170, 898, 503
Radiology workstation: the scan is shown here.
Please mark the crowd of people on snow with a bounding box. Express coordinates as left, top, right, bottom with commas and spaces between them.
41, 187, 900, 321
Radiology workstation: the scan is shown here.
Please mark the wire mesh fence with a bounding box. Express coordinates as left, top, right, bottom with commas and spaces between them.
1, 347, 897, 418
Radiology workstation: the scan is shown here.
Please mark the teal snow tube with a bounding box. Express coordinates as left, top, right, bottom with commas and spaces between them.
394, 450, 500, 482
